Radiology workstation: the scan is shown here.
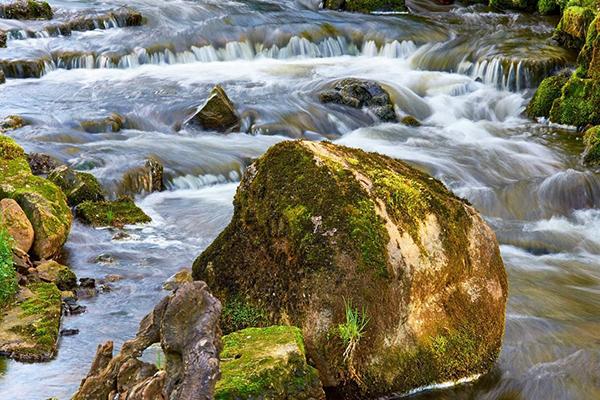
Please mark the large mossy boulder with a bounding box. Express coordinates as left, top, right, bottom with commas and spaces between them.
0, 198, 34, 253
217, 326, 325, 400
0, 136, 71, 260
526, 72, 570, 119
193, 141, 508, 396
0, 0, 53, 20
0, 282, 62, 361
48, 165, 104, 206
323, 0, 406, 13
549, 76, 600, 128
554, 5, 597, 49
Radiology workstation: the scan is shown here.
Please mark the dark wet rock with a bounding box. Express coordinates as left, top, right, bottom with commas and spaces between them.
60, 328, 79, 337
193, 140, 508, 396
68, 8, 143, 32
35, 260, 77, 291
48, 165, 105, 207
63, 297, 86, 315
80, 113, 125, 133
0, 70, 4, 84
119, 156, 164, 195
75, 197, 151, 228
95, 253, 114, 264
79, 278, 96, 289
187, 85, 240, 133
0, 0, 53, 20
0, 283, 62, 362
112, 230, 132, 241
0, 115, 25, 132
319, 78, 398, 122
0, 198, 34, 253
0, 136, 72, 260
0, 30, 5, 47
27, 153, 63, 176
323, 0, 407, 13
401, 115, 422, 126
73, 281, 221, 400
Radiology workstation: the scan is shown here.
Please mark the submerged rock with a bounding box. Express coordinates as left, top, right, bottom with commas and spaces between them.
400, 115, 421, 127
75, 197, 151, 228
323, 0, 407, 13
187, 85, 240, 133
583, 125, 600, 166
0, 198, 34, 253
80, 113, 125, 133
526, 72, 570, 119
217, 326, 325, 400
193, 140, 508, 396
0, 136, 72, 260
319, 78, 398, 122
119, 156, 164, 195
73, 281, 221, 400
48, 165, 104, 207
0, 282, 62, 362
0, 0, 53, 20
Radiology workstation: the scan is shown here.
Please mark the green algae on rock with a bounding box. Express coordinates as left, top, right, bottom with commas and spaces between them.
48, 165, 104, 207
554, 5, 597, 49
0, 136, 72, 260
583, 125, 600, 165
194, 140, 508, 396
323, 0, 407, 13
217, 326, 325, 400
75, 197, 151, 227
549, 76, 600, 128
0, 0, 53, 20
0, 282, 61, 362
526, 73, 570, 119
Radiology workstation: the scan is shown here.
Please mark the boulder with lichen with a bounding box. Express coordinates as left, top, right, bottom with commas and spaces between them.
193, 140, 508, 397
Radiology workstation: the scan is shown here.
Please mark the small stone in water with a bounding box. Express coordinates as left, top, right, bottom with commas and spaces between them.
79, 278, 96, 288
60, 328, 79, 336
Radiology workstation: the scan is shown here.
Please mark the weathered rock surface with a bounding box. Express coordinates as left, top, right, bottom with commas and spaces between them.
48, 165, 104, 206
73, 281, 221, 400
35, 260, 77, 291
0, 136, 72, 259
319, 78, 398, 122
0, 198, 34, 253
0, 282, 62, 362
119, 156, 164, 195
75, 197, 151, 227
193, 140, 508, 396
27, 152, 63, 176
187, 85, 240, 132
323, 0, 406, 13
0, 0, 53, 20
162, 268, 192, 291
217, 326, 325, 400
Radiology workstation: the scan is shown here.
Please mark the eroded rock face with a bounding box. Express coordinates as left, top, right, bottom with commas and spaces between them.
187, 85, 240, 132
319, 78, 398, 122
0, 136, 72, 260
0, 198, 34, 253
193, 140, 508, 397
73, 281, 222, 400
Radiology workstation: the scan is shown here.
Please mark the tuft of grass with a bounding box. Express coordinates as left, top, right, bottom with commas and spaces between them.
105, 208, 114, 225
155, 350, 165, 370
338, 299, 369, 362
0, 225, 18, 307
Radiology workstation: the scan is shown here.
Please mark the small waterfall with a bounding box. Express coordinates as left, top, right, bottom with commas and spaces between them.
458, 57, 533, 91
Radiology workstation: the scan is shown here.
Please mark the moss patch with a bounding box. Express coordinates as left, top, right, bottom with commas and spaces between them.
583, 125, 600, 165
221, 296, 270, 334
48, 166, 104, 206
216, 326, 324, 400
526, 73, 570, 119
549, 76, 600, 128
0, 227, 17, 307
554, 5, 597, 49
75, 197, 151, 227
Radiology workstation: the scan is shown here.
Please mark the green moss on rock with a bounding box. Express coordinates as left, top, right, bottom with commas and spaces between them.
221, 296, 270, 334
582, 125, 600, 165
554, 6, 597, 49
549, 76, 600, 128
36, 260, 77, 291
193, 140, 508, 396
0, 227, 18, 307
75, 197, 151, 227
0, 136, 71, 259
0, 0, 53, 20
216, 326, 325, 400
526, 73, 570, 119
48, 165, 104, 206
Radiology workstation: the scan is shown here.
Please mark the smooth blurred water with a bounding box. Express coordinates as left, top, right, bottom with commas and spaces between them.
0, 1, 598, 399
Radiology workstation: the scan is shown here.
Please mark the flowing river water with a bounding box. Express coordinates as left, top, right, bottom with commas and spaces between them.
1, 0, 599, 398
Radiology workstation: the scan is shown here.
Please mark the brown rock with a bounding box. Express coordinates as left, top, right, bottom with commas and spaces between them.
0, 198, 34, 253
187, 85, 240, 132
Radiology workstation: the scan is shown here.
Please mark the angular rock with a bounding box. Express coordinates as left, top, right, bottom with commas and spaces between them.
217, 326, 325, 400
193, 140, 508, 396
0, 198, 34, 253
187, 85, 240, 132
0, 0, 53, 20
0, 136, 72, 259
35, 260, 76, 291
73, 281, 222, 400
0, 282, 62, 362
549, 75, 600, 128
323, 0, 406, 13
48, 165, 104, 206
75, 197, 151, 227
319, 78, 397, 122
119, 156, 164, 195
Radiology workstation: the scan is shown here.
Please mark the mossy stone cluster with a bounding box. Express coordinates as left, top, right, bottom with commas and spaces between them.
194, 140, 507, 396
323, 0, 406, 13
75, 197, 151, 227
48, 165, 104, 207
216, 326, 324, 400
583, 125, 600, 165
0, 0, 53, 20
0, 136, 72, 259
